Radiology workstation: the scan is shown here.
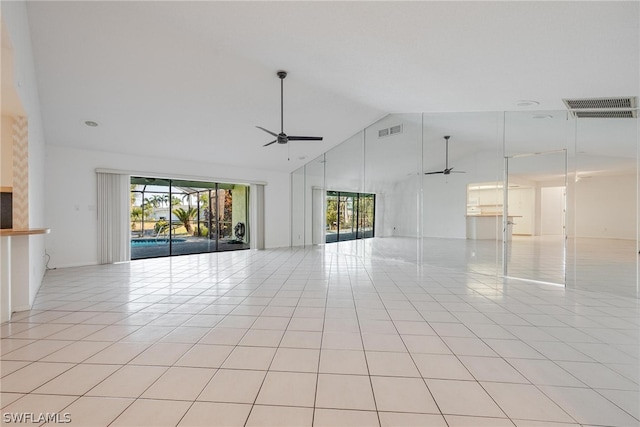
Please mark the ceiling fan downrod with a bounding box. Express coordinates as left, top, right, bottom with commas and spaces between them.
278, 70, 286, 135
256, 70, 323, 148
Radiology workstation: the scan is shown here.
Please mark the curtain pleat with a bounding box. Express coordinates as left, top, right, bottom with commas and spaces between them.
97, 173, 130, 264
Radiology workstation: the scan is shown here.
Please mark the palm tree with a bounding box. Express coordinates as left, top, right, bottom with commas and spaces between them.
130, 206, 143, 229
145, 195, 163, 209
173, 206, 198, 234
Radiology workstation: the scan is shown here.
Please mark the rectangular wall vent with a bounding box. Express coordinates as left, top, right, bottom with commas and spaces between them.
563, 97, 637, 110
378, 124, 403, 138
573, 110, 637, 119
389, 124, 403, 135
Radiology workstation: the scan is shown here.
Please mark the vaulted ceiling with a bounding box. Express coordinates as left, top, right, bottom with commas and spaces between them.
25, 1, 639, 173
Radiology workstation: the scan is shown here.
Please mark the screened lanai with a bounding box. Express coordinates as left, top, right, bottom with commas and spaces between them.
130, 177, 250, 259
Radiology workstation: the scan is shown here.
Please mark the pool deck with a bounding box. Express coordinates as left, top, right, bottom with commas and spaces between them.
131, 237, 249, 259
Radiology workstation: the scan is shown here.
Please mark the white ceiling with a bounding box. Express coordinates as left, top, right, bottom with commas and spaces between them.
25, 1, 639, 173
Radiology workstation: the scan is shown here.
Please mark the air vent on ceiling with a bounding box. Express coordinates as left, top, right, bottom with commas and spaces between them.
573, 110, 637, 119
378, 124, 403, 138
562, 96, 637, 119
563, 97, 636, 110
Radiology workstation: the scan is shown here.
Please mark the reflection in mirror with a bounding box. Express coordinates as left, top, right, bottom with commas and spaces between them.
504, 150, 567, 285
570, 116, 638, 297
324, 114, 424, 262
325, 191, 375, 243
304, 155, 325, 246
422, 112, 502, 275
323, 131, 365, 256
503, 111, 574, 285
291, 166, 305, 246
364, 113, 421, 238
324, 131, 364, 193
291, 109, 638, 298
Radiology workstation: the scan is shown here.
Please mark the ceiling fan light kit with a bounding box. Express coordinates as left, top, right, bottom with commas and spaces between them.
257, 70, 323, 148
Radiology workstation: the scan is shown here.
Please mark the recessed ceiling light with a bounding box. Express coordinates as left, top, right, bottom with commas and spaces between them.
532, 114, 553, 119
516, 100, 540, 107
84, 120, 99, 127
298, 156, 307, 160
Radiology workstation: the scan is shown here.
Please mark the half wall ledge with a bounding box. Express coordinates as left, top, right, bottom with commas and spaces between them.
1, 228, 50, 323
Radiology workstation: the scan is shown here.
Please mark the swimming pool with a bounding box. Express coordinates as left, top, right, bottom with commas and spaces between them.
131, 238, 186, 246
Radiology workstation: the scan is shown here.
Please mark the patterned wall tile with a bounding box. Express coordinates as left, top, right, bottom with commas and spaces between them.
12, 116, 28, 229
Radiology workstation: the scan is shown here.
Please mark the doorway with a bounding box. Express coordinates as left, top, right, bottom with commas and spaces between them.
503, 150, 567, 285
130, 177, 250, 259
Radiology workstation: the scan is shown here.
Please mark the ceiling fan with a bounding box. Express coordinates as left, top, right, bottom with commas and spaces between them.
424, 135, 466, 175
257, 71, 323, 147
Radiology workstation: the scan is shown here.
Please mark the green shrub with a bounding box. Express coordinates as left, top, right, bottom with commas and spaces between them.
195, 225, 209, 237
154, 220, 169, 234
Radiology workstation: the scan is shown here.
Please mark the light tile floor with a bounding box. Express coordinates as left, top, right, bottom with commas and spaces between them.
1, 245, 639, 426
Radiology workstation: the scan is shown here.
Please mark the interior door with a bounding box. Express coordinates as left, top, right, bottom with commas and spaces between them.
503, 150, 567, 285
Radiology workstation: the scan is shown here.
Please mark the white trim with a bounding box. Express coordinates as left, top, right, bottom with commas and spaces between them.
50, 261, 100, 269
96, 168, 268, 186
12, 304, 33, 313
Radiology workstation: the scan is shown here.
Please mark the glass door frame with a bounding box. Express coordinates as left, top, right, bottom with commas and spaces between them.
130, 177, 250, 259
502, 149, 568, 286
326, 191, 376, 243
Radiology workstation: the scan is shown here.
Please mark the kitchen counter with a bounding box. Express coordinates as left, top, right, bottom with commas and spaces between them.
0, 228, 50, 237
466, 215, 518, 240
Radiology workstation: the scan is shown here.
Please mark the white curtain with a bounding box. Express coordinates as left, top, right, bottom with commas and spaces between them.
97, 172, 130, 263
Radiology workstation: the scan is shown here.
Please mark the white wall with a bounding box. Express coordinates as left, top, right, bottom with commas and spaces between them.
423, 149, 503, 239
290, 168, 304, 247
304, 163, 324, 246
3, 1, 48, 306
575, 174, 636, 240
541, 186, 564, 235
45, 145, 290, 268
508, 187, 534, 235
423, 174, 467, 239
382, 175, 419, 238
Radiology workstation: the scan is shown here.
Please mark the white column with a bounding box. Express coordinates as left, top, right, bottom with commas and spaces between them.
312, 187, 325, 245
11, 236, 30, 312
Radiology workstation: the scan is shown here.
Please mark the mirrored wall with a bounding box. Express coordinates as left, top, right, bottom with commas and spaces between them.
325, 191, 375, 243
291, 111, 639, 298
569, 116, 639, 297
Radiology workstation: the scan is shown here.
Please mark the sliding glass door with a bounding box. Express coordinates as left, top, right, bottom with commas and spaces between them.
130, 177, 249, 259
357, 193, 375, 239
326, 191, 375, 243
